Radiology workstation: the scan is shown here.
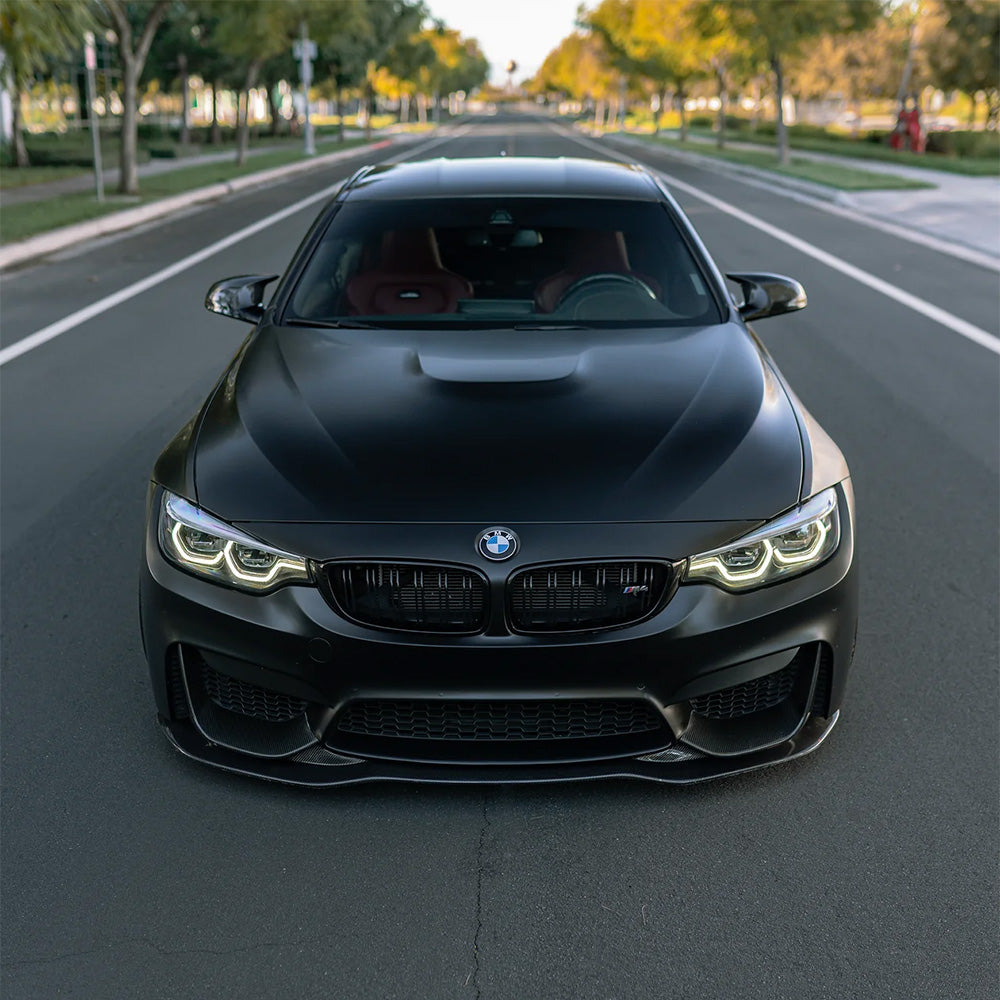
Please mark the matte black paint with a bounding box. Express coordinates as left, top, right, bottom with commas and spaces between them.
141, 156, 858, 785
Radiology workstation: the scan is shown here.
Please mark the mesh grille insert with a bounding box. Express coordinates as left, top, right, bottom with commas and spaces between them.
508, 561, 670, 632
325, 562, 488, 633
199, 658, 308, 723
690, 660, 799, 721
336, 699, 665, 741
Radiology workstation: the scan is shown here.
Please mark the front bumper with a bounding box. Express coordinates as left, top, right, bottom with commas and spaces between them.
140, 483, 858, 786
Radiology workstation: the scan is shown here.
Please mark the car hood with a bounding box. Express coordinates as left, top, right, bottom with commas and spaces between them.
191, 323, 803, 523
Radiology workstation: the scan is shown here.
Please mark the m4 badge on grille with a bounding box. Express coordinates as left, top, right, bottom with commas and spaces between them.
623, 585, 649, 595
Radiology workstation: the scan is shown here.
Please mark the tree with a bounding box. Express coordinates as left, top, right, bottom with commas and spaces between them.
709, 1, 880, 163
791, 12, 912, 134
532, 31, 618, 126
585, 0, 706, 139
101, 1, 170, 193
383, 31, 437, 124
924, 0, 1000, 126
208, 0, 296, 164
0, 0, 95, 167
144, 2, 231, 144
353, 0, 425, 138
418, 26, 488, 122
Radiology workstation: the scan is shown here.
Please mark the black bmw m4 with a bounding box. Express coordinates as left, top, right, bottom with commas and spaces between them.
140, 156, 857, 786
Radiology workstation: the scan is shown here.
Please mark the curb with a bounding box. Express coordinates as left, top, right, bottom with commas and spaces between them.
602, 131, 850, 204
0, 135, 413, 272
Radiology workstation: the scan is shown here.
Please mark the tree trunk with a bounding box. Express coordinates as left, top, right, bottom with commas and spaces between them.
400, 92, 410, 124
236, 90, 248, 164
651, 89, 661, 135
119, 57, 139, 194
417, 92, 427, 125
594, 99, 604, 130
108, 0, 170, 195
364, 80, 374, 140
266, 85, 279, 136
11, 86, 29, 167
772, 54, 789, 166
678, 91, 688, 143
178, 52, 190, 144
716, 69, 727, 150
432, 90, 440, 125
210, 81, 221, 144
236, 61, 261, 166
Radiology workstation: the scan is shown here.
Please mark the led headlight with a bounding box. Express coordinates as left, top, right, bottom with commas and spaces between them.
158, 492, 310, 593
684, 488, 840, 592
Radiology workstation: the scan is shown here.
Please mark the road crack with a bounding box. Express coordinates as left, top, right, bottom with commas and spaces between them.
470, 789, 489, 997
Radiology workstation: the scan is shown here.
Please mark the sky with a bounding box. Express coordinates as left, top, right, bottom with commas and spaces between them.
425, 0, 583, 86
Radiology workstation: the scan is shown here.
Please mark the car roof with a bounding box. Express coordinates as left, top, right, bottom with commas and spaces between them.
341, 156, 662, 201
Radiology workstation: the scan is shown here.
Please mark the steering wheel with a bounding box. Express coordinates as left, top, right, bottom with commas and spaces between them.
553, 272, 657, 315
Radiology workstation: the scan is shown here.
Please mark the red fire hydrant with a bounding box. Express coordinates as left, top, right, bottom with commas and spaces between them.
890, 104, 925, 153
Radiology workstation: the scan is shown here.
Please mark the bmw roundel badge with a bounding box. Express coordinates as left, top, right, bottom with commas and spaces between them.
477, 527, 519, 561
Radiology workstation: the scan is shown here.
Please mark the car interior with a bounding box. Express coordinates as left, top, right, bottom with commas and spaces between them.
288, 199, 719, 325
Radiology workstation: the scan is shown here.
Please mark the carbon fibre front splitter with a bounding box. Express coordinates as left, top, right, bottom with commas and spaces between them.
160, 711, 840, 788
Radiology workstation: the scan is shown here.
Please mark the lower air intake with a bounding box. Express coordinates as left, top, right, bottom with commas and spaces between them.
335, 699, 665, 741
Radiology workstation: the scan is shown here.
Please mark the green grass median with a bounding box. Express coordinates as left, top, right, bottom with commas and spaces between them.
635, 135, 935, 191
0, 139, 370, 245
674, 127, 998, 178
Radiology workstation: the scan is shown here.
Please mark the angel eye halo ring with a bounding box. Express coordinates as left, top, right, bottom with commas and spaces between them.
158, 491, 311, 593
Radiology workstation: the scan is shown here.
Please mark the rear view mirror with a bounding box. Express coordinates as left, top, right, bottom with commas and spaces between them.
727, 272, 807, 322
205, 274, 278, 324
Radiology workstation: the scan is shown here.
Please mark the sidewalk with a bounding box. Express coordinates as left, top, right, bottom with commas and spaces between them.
0, 128, 369, 207
629, 130, 1000, 260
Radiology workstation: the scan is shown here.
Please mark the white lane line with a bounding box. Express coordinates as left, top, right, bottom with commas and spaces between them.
564, 126, 1000, 357
0, 127, 473, 369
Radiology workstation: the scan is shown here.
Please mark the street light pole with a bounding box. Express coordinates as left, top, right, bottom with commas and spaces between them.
294, 22, 317, 157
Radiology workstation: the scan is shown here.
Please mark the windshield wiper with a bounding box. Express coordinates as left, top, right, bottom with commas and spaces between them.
512, 323, 591, 330
284, 318, 379, 329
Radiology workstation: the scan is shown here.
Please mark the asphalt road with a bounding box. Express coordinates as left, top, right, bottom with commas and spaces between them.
2, 114, 997, 1000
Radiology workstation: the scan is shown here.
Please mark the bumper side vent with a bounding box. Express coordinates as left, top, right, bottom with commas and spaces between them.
165, 645, 190, 721
198, 655, 308, 723
690, 654, 803, 721
810, 643, 834, 717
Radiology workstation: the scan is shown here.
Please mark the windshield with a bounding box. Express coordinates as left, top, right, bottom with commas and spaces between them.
284, 197, 723, 327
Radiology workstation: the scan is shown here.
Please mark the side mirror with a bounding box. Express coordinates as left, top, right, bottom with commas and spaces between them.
205, 274, 279, 324
726, 272, 807, 322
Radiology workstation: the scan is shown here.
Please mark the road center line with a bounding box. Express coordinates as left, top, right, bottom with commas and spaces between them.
0, 126, 472, 369
563, 126, 1000, 357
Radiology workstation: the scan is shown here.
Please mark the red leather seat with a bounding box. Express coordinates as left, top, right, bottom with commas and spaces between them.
346, 229, 473, 315
534, 230, 659, 313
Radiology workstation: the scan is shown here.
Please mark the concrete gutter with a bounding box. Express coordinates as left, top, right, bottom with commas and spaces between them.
0, 136, 411, 272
